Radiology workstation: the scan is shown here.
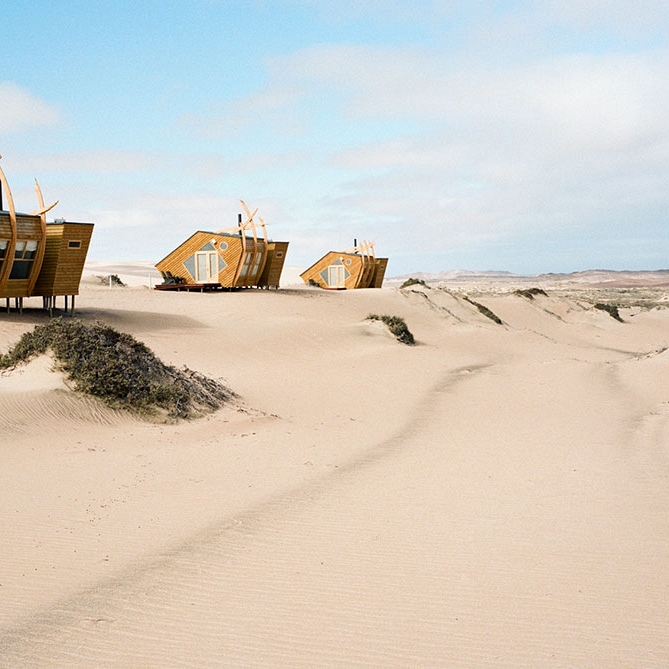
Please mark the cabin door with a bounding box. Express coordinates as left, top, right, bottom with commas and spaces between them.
195, 251, 218, 283
327, 264, 346, 288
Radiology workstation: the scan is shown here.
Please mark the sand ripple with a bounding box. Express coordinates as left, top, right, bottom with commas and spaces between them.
0, 390, 128, 433
1, 360, 668, 667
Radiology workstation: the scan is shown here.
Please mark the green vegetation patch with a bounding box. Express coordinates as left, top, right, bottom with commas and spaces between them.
400, 277, 429, 289
367, 314, 415, 345
462, 296, 503, 324
514, 287, 548, 300
0, 318, 232, 420
594, 302, 624, 322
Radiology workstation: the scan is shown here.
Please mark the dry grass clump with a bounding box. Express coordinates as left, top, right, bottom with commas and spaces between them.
95, 274, 126, 286
400, 277, 430, 289
462, 296, 503, 324
367, 314, 415, 345
0, 318, 232, 420
594, 302, 624, 322
514, 287, 548, 299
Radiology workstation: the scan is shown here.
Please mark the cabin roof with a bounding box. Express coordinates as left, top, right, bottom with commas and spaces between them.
0, 213, 93, 225
0, 209, 40, 219
46, 220, 93, 227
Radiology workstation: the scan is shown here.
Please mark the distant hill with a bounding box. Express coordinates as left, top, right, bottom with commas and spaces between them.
386, 268, 669, 288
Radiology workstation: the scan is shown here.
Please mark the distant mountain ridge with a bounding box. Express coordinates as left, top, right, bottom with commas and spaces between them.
386, 268, 669, 287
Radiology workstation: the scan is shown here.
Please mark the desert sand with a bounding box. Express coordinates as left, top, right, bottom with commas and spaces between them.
1, 264, 668, 667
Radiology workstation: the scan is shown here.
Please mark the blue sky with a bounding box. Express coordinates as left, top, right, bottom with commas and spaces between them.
2, 0, 668, 275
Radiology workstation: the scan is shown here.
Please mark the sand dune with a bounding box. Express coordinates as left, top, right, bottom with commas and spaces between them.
1, 271, 668, 666
0, 355, 130, 434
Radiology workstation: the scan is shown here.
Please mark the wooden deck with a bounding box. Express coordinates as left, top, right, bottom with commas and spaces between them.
154, 282, 223, 292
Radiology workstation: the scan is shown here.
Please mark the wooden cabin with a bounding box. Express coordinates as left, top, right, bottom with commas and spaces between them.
300, 241, 388, 290
155, 202, 289, 290
0, 158, 94, 314
32, 222, 94, 313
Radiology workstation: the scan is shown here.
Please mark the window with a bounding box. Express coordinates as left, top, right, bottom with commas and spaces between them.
251, 252, 263, 277
0, 240, 7, 260
10, 240, 39, 280
239, 251, 254, 278
25, 241, 38, 259
68, 240, 81, 249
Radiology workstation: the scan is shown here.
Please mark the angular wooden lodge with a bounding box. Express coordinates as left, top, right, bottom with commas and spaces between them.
0, 158, 93, 315
155, 201, 288, 291
300, 240, 388, 290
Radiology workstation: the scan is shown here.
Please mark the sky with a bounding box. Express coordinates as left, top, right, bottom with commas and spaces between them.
1, 0, 668, 276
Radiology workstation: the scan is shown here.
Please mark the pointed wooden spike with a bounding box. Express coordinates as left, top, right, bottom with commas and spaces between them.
240, 199, 252, 219
0, 162, 16, 217
258, 215, 268, 238
34, 178, 45, 208
29, 200, 59, 216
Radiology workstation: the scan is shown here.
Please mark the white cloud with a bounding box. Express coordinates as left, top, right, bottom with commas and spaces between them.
161, 36, 656, 273
16, 150, 160, 174
179, 85, 307, 139
530, 0, 669, 35
269, 43, 669, 147
0, 82, 61, 133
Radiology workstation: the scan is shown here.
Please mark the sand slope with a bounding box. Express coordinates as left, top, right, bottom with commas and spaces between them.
1, 277, 668, 666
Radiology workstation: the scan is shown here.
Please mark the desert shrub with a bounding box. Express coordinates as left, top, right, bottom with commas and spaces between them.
0, 318, 231, 419
594, 302, 624, 322
462, 296, 503, 324
514, 287, 548, 299
400, 277, 429, 289
367, 314, 415, 345
95, 274, 126, 286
